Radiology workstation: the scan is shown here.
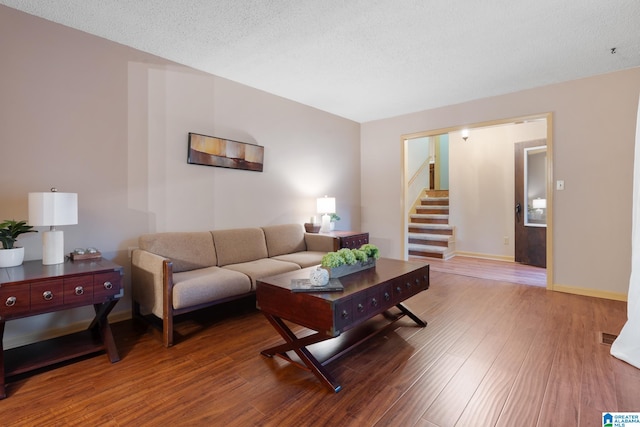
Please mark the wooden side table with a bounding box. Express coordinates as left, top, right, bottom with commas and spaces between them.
0, 259, 124, 399
324, 231, 369, 251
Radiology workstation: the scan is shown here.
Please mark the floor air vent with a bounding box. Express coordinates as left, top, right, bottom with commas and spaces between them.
601, 332, 618, 345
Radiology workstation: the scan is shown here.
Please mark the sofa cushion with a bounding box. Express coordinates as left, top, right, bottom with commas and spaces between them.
222, 258, 300, 290
271, 251, 325, 268
138, 232, 217, 273
262, 224, 306, 257
212, 228, 268, 266
172, 266, 252, 310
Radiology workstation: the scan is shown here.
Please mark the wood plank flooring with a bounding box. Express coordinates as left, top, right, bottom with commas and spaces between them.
2, 260, 637, 426
415, 255, 547, 287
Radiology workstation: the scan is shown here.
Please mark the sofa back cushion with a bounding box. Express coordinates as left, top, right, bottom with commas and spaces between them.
262, 224, 306, 257
212, 227, 268, 266
138, 232, 217, 273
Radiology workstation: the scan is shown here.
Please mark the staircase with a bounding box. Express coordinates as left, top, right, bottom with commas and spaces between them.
408, 189, 455, 259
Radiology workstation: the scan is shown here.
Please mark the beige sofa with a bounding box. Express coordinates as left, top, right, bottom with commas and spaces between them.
131, 224, 336, 346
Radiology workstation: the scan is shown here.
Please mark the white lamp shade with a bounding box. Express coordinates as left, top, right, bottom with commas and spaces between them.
317, 196, 336, 214
29, 192, 78, 226
532, 198, 547, 209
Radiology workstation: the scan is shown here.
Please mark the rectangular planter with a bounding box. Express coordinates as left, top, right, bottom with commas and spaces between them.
326, 259, 376, 279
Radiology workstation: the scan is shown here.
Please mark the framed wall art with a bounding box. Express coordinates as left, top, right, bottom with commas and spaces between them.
187, 132, 264, 172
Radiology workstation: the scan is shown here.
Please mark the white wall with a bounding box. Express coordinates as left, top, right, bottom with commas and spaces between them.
0, 7, 360, 347
438, 135, 449, 190
406, 137, 430, 212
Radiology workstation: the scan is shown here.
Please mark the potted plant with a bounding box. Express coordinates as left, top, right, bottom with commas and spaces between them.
0, 219, 37, 267
329, 213, 340, 231
320, 243, 380, 278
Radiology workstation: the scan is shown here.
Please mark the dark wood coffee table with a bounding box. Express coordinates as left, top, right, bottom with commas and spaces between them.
256, 257, 429, 392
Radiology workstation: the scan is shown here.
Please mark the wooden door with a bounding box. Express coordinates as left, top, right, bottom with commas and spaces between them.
514, 140, 547, 268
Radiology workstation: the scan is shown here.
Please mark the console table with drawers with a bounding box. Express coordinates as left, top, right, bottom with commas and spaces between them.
0, 259, 124, 399
325, 231, 369, 251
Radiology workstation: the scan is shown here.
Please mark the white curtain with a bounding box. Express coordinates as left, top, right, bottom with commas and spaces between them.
611, 94, 640, 368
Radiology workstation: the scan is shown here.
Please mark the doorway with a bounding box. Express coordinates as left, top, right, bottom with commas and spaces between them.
401, 113, 553, 289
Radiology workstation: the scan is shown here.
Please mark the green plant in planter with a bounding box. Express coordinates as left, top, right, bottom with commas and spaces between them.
321, 244, 380, 268
329, 213, 340, 223
337, 248, 357, 265
321, 252, 344, 268
0, 220, 37, 249
352, 249, 368, 262
359, 243, 380, 260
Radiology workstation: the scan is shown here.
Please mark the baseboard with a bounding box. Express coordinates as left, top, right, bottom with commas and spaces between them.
3, 310, 132, 350
552, 284, 627, 302
454, 251, 515, 263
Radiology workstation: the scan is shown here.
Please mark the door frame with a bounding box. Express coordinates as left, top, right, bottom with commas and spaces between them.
401, 112, 554, 290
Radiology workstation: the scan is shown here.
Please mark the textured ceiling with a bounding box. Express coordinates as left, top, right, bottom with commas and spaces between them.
1, 1, 639, 122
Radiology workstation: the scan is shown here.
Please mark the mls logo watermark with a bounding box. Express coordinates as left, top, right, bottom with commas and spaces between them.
603, 412, 640, 427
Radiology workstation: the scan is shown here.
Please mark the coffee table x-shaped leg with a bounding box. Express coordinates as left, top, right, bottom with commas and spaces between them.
260, 303, 427, 393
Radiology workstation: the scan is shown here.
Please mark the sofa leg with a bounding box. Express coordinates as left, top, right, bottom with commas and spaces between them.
163, 314, 174, 347
132, 301, 138, 319
131, 301, 147, 332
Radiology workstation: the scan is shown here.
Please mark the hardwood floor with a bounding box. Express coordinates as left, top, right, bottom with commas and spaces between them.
2, 263, 637, 426
413, 255, 547, 287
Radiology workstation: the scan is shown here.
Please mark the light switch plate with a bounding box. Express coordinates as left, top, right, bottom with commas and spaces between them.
556, 180, 565, 190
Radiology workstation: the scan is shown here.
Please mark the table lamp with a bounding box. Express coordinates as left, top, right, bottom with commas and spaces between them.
28, 188, 78, 265
532, 198, 547, 210
317, 196, 335, 233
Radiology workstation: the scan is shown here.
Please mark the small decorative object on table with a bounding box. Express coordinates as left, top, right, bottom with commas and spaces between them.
289, 267, 340, 292
309, 266, 330, 286
290, 278, 343, 293
70, 247, 102, 261
304, 216, 321, 233
320, 243, 380, 278
304, 223, 321, 233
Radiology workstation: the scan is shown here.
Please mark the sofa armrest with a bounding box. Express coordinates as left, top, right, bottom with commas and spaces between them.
132, 249, 177, 346
304, 233, 338, 252
132, 249, 172, 318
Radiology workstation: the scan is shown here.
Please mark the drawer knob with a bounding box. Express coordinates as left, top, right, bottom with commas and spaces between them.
103, 281, 113, 290
406, 282, 412, 289
5, 296, 16, 307
396, 286, 402, 294
341, 310, 349, 319
371, 297, 378, 307
75, 286, 84, 296
357, 303, 364, 313
43, 291, 54, 301
384, 292, 390, 301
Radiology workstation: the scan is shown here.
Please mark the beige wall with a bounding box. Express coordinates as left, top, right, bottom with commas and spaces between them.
362, 68, 640, 300
448, 121, 547, 259
0, 7, 360, 347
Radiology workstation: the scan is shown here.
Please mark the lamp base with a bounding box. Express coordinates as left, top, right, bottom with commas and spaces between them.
319, 214, 331, 233
42, 230, 65, 265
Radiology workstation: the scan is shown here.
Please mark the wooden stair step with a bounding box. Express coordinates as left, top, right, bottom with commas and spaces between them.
410, 214, 449, 224
420, 197, 449, 206
408, 233, 453, 248
424, 190, 449, 198
416, 205, 449, 214
408, 243, 454, 260
407, 223, 454, 235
